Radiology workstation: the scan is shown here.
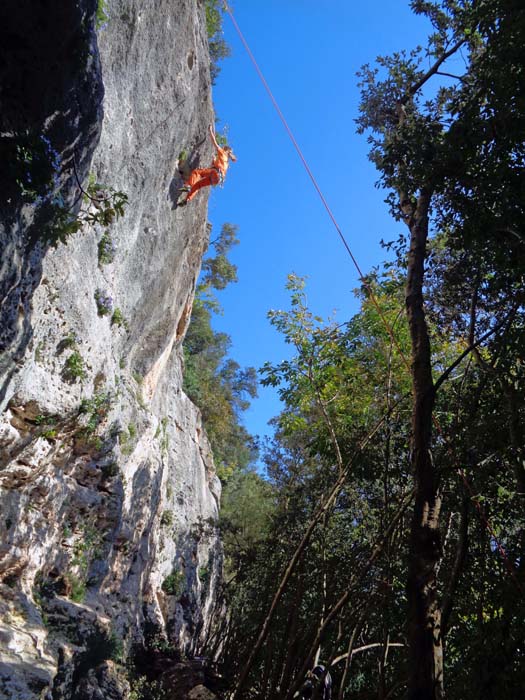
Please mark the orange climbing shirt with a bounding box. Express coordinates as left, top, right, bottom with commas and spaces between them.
212, 146, 230, 177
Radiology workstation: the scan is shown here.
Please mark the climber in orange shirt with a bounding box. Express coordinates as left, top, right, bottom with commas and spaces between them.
178, 125, 237, 206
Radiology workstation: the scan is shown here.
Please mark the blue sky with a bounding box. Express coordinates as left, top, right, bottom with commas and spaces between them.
205, 1, 432, 442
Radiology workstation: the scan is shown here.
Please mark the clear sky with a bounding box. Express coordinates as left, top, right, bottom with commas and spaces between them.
205, 1, 432, 443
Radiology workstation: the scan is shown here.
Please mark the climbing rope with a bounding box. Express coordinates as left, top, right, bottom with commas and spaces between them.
223, 3, 523, 596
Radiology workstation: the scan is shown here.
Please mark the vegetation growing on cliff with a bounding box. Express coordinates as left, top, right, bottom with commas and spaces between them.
183, 223, 258, 481
205, 0, 231, 84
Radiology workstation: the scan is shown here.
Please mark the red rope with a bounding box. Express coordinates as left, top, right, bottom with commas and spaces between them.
223, 3, 523, 595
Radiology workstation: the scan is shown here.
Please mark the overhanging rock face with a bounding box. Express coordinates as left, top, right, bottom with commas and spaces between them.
0, 1, 222, 697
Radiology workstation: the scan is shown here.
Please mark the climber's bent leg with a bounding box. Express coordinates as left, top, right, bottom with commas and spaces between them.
185, 168, 219, 202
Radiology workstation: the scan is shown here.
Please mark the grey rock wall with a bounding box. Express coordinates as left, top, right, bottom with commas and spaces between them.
0, 1, 222, 698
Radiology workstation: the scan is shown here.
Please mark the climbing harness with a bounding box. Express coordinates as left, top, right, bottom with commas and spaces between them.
222, 2, 523, 597
213, 166, 225, 186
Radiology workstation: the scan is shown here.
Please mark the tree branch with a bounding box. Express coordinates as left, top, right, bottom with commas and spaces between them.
435, 70, 466, 82
72, 151, 112, 203
231, 397, 410, 700
433, 306, 518, 393
407, 39, 466, 99
284, 490, 414, 700
331, 641, 406, 666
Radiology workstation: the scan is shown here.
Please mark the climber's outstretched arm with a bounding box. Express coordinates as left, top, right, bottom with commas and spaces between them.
208, 124, 219, 150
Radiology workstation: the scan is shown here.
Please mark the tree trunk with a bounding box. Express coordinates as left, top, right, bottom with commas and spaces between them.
404, 188, 443, 699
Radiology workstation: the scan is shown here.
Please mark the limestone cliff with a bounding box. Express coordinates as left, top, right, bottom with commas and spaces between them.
0, 1, 222, 697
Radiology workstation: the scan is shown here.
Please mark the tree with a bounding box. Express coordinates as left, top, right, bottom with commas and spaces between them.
183, 223, 258, 480
205, 0, 232, 84
357, 1, 525, 697
226, 275, 415, 699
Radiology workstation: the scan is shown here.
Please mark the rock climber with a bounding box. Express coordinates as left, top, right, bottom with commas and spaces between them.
177, 124, 237, 206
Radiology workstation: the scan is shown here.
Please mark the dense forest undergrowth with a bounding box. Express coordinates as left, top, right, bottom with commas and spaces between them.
185, 1, 525, 699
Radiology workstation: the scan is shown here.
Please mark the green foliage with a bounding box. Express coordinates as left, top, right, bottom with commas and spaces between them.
1, 131, 126, 247
219, 275, 414, 696
205, 0, 231, 84
119, 422, 139, 456
198, 566, 210, 586
94, 289, 113, 316
63, 351, 86, 381
215, 130, 230, 148
72, 630, 126, 691
161, 571, 184, 597
95, 0, 109, 29
111, 307, 127, 328
220, 469, 275, 578
34, 413, 58, 427
146, 632, 177, 656
71, 524, 104, 573
106, 632, 124, 663
64, 524, 106, 603
42, 201, 83, 246
128, 676, 168, 700
2, 131, 59, 204
160, 510, 173, 527
79, 393, 112, 434
62, 331, 79, 350
45, 182, 127, 248
67, 573, 86, 603
98, 230, 116, 265
198, 222, 239, 310
84, 184, 128, 226
183, 223, 258, 479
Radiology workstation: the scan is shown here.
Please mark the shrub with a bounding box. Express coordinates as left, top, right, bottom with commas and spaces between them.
95, 289, 113, 316
5, 131, 61, 203
67, 573, 86, 603
79, 393, 112, 433
161, 571, 184, 597
96, 0, 109, 29
63, 351, 86, 381
42, 200, 83, 246
204, 0, 231, 84
84, 184, 128, 226
101, 461, 119, 479
98, 230, 116, 265
111, 307, 127, 328
129, 676, 167, 700
160, 511, 173, 527
63, 331, 80, 349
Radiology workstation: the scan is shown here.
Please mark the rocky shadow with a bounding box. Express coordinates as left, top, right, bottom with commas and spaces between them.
0, 0, 104, 405
168, 135, 207, 210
